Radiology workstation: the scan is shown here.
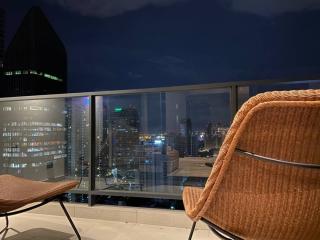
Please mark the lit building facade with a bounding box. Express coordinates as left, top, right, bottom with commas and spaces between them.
0, 99, 66, 181
0, 97, 90, 183
110, 107, 140, 169
3, 7, 67, 97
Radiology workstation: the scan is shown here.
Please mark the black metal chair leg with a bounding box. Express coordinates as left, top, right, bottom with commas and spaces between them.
0, 215, 8, 235
188, 222, 197, 240
208, 226, 233, 240
59, 200, 81, 240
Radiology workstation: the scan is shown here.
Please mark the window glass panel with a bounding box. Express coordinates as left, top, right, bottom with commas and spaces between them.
95, 88, 231, 198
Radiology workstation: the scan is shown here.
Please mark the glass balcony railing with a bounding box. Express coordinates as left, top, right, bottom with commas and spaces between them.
0, 78, 319, 203
94, 88, 230, 197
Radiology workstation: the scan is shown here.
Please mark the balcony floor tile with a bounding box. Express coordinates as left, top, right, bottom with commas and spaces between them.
1, 213, 217, 240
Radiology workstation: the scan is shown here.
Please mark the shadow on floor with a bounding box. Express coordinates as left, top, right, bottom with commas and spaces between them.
2, 228, 93, 240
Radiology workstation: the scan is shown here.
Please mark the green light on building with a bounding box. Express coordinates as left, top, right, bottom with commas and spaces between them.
4, 69, 62, 82
114, 107, 123, 112
44, 73, 60, 81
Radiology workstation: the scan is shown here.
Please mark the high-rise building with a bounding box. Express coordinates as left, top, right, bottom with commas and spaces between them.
0, 97, 91, 182
0, 99, 67, 181
165, 93, 186, 134
110, 107, 140, 169
95, 97, 109, 180
180, 118, 192, 156
65, 97, 90, 188
167, 133, 186, 157
0, 9, 4, 70
3, 7, 67, 97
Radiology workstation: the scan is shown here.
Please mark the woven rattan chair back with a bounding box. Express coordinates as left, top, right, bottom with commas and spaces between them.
183, 90, 320, 240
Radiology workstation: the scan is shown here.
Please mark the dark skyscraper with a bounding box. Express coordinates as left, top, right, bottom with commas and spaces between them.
0, 9, 4, 70
3, 7, 67, 97
185, 118, 192, 156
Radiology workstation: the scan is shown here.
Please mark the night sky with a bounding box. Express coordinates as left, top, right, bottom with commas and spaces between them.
1, 0, 320, 93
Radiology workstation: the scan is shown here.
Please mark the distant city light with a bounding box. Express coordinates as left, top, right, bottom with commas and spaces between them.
156, 135, 165, 140
154, 139, 162, 145
199, 133, 204, 140
82, 97, 90, 106
4, 70, 63, 82
114, 107, 123, 112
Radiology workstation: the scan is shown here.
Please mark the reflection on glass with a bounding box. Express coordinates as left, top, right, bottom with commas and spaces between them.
95, 89, 231, 197
0, 97, 90, 190
65, 97, 90, 189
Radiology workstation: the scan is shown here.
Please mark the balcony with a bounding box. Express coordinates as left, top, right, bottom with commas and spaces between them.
0, 78, 319, 239
3, 204, 216, 240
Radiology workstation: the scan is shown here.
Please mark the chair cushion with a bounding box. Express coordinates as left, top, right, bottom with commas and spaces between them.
0, 174, 78, 213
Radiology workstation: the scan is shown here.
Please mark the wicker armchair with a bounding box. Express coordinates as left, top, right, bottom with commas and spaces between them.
183, 90, 320, 240
0, 175, 80, 239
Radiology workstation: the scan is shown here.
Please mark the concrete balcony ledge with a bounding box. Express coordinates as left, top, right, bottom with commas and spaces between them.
28, 202, 209, 230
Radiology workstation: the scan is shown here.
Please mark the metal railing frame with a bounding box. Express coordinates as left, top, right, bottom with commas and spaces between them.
0, 77, 319, 205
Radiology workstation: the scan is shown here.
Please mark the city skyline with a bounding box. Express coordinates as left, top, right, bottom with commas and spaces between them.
0, 89, 229, 194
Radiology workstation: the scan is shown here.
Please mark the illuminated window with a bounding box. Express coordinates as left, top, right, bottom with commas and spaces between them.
5, 69, 63, 81
3, 106, 12, 111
